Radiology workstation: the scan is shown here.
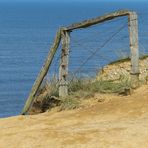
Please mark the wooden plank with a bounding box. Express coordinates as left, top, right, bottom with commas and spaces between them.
128, 12, 139, 88
65, 10, 130, 31
59, 30, 70, 97
21, 29, 62, 115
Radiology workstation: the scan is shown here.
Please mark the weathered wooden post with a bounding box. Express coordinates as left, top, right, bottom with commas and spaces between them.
59, 29, 70, 97
128, 12, 139, 88
21, 29, 61, 115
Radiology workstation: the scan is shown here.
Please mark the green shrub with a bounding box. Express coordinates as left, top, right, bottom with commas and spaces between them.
68, 75, 131, 98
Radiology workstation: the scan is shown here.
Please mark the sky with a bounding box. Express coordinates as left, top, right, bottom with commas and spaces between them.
0, 0, 147, 1
0, 0, 148, 2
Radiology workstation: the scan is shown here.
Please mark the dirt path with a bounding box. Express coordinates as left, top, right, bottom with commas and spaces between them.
0, 85, 148, 148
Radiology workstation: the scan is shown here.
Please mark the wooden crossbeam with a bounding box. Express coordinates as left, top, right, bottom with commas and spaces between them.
64, 10, 130, 31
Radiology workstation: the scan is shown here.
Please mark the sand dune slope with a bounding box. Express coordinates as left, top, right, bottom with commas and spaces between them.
0, 85, 148, 148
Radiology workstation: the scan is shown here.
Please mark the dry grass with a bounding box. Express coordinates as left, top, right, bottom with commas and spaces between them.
32, 75, 131, 112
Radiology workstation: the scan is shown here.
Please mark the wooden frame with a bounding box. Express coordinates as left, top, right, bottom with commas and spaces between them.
21, 10, 139, 115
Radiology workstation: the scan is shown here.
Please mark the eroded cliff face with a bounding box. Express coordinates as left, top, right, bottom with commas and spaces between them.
97, 57, 148, 84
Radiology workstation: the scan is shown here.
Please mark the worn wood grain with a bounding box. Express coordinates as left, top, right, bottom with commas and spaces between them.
59, 30, 70, 97
128, 12, 139, 88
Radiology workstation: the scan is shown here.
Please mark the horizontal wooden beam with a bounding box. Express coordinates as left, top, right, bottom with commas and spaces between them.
64, 10, 131, 31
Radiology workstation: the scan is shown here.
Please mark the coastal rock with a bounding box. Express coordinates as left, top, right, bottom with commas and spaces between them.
97, 57, 148, 83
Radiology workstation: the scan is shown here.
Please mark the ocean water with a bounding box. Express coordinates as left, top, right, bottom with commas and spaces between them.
0, 1, 148, 118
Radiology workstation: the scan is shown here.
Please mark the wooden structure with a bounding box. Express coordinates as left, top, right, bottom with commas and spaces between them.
21, 10, 139, 115
59, 30, 70, 97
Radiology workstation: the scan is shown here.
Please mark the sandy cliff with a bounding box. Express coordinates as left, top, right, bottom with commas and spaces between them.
0, 85, 148, 148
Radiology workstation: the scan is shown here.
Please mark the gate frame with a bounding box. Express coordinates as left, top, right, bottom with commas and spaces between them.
21, 10, 139, 115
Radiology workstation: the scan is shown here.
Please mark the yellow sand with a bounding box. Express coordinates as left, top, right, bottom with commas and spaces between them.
0, 85, 148, 148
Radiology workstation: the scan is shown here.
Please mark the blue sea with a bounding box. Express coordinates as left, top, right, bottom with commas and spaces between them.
0, 1, 148, 118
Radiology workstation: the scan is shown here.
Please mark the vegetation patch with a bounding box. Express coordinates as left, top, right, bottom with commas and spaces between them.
29, 73, 132, 114
60, 97, 80, 110
109, 54, 148, 65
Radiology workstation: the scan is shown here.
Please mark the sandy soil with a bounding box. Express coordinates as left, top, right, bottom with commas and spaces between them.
0, 85, 148, 148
